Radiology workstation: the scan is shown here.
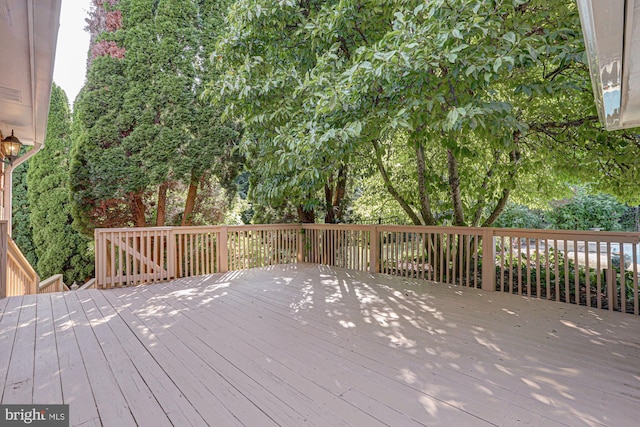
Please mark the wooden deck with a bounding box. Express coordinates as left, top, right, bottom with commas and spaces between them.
1, 264, 639, 426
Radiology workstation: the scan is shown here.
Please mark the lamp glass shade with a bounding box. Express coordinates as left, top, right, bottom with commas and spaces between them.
2, 130, 22, 160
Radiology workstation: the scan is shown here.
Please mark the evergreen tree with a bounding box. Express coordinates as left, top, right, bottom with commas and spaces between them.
70, 0, 144, 236
11, 146, 37, 266
70, 0, 240, 234
28, 84, 94, 283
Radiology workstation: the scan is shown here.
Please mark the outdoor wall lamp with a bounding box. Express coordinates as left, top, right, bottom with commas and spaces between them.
1, 130, 22, 164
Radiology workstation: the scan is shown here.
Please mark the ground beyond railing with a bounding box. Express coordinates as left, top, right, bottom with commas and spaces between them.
1, 220, 40, 298
95, 224, 640, 315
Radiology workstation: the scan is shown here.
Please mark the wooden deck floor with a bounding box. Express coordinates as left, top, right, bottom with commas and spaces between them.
1, 264, 639, 426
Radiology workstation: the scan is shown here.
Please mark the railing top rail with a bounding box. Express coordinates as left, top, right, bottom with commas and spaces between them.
95, 224, 304, 235
170, 225, 222, 234
301, 224, 372, 231
225, 224, 301, 231
491, 227, 640, 242
95, 226, 175, 233
38, 274, 64, 292
7, 238, 38, 275
78, 278, 96, 291
372, 224, 486, 234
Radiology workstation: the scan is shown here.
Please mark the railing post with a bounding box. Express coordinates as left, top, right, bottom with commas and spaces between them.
219, 226, 228, 273
1, 221, 7, 298
605, 268, 619, 311
94, 229, 101, 288
481, 228, 495, 291
166, 227, 176, 279
370, 225, 380, 273
297, 225, 304, 263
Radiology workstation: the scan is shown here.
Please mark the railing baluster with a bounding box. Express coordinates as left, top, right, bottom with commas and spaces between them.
585, 242, 590, 307
545, 238, 550, 300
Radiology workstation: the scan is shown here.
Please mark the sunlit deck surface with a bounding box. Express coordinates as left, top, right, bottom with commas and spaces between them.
1, 264, 639, 426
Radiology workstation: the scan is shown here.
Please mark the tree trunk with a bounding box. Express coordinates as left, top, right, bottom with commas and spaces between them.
156, 181, 168, 226
130, 192, 147, 227
471, 150, 499, 227
372, 139, 423, 225
182, 177, 199, 226
324, 176, 335, 224
324, 164, 348, 224
482, 143, 521, 227
332, 165, 348, 221
416, 143, 435, 225
297, 205, 315, 223
447, 149, 465, 226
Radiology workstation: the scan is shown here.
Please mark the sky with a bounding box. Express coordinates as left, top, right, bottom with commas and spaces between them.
53, 1, 92, 106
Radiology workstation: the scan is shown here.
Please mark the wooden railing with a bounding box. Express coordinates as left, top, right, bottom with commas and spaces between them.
492, 229, 640, 314
94, 224, 302, 288
38, 274, 69, 293
1, 220, 40, 297
77, 278, 96, 290
303, 224, 373, 271
95, 224, 640, 315
95, 227, 173, 288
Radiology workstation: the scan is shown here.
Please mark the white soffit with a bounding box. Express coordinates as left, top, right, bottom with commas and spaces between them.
578, 0, 640, 130
0, 0, 62, 146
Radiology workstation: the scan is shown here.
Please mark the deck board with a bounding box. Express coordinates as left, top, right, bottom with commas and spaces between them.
178, 270, 564, 426
0, 295, 22, 403
128, 281, 395, 426
3, 294, 36, 404
105, 288, 282, 427
100, 291, 245, 426
50, 293, 100, 426
1, 264, 639, 426
33, 294, 63, 404
227, 290, 532, 424
63, 289, 137, 426
87, 289, 209, 427
220, 269, 625, 425
75, 291, 172, 427
137, 280, 488, 426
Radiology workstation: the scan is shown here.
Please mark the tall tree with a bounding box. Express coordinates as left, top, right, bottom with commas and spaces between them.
210, 0, 376, 222
176, 0, 242, 225
212, 0, 638, 226
11, 146, 37, 266
28, 84, 94, 283
71, 0, 240, 235
70, 0, 137, 237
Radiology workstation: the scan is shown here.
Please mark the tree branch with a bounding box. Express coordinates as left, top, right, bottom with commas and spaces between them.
471, 150, 500, 227
372, 139, 423, 225
482, 136, 521, 227
447, 148, 465, 226
415, 142, 436, 225
528, 116, 598, 135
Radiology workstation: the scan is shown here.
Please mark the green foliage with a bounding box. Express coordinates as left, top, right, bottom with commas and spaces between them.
28, 84, 94, 284
211, 0, 640, 228
70, 44, 134, 236
11, 146, 37, 266
211, 0, 628, 225
546, 187, 629, 231
493, 203, 548, 229
71, 0, 241, 234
